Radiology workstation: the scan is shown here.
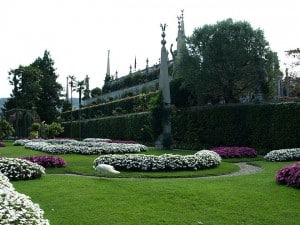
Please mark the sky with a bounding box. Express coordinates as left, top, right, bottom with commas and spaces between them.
0, 0, 300, 98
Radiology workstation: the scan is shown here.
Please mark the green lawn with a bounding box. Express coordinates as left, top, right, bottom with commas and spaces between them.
1, 141, 299, 225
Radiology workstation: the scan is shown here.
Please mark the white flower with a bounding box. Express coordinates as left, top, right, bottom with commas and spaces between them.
0, 173, 50, 225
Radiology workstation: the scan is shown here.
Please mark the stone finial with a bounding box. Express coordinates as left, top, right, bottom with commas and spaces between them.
160, 23, 167, 46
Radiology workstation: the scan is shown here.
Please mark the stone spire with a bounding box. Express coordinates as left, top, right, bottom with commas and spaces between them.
155, 23, 172, 150
176, 10, 186, 59
104, 50, 111, 83
159, 23, 171, 106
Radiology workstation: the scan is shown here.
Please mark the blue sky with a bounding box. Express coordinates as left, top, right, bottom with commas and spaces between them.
0, 0, 299, 98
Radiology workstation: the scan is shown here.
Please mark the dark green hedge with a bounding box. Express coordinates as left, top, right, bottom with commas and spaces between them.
172, 103, 300, 154
62, 112, 151, 144
61, 92, 157, 121
62, 103, 300, 154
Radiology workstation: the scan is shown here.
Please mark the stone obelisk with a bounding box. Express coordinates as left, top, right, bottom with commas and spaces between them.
155, 23, 172, 149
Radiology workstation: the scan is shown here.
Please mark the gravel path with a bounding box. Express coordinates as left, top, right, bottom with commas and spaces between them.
59, 162, 263, 179
212, 162, 263, 178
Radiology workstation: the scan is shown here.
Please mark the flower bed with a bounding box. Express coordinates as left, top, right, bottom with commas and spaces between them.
0, 141, 6, 147
264, 148, 300, 161
0, 173, 50, 225
24, 140, 147, 155
13, 139, 45, 146
211, 146, 257, 158
93, 150, 221, 172
0, 157, 45, 180
21, 155, 67, 168
275, 162, 300, 188
83, 138, 137, 144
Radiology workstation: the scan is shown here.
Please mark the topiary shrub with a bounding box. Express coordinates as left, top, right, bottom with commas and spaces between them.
211, 146, 257, 158
275, 162, 300, 189
93, 150, 221, 172
0, 172, 50, 225
264, 148, 300, 161
0, 157, 45, 180
21, 155, 67, 168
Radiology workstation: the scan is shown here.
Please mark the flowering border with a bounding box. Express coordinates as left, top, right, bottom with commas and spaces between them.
211, 146, 257, 158
275, 162, 300, 188
23, 140, 147, 155
0, 157, 45, 180
0, 173, 49, 225
264, 148, 300, 161
93, 150, 221, 172
21, 155, 67, 168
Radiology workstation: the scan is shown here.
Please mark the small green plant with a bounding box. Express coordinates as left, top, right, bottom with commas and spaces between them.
46, 122, 64, 138
0, 119, 15, 139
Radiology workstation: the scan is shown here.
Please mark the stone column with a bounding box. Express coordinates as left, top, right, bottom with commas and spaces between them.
155, 23, 172, 149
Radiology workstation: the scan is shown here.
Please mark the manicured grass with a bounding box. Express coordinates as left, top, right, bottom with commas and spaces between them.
2, 141, 300, 225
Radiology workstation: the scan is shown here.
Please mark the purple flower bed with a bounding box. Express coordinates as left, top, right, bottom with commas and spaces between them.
211, 146, 257, 158
21, 156, 67, 168
110, 140, 137, 144
275, 162, 300, 189
0, 142, 6, 147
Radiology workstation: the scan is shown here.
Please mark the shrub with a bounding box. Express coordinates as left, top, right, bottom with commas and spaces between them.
21, 155, 67, 168
0, 157, 45, 180
275, 162, 300, 188
0, 141, 6, 147
0, 172, 50, 225
264, 148, 300, 161
46, 122, 64, 138
93, 150, 221, 172
212, 146, 257, 158
24, 140, 148, 155
0, 119, 15, 139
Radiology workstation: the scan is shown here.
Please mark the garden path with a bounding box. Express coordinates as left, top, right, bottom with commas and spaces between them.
60, 162, 263, 179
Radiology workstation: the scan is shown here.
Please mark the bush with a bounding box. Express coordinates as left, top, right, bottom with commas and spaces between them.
0, 173, 50, 225
264, 148, 300, 161
93, 150, 221, 172
0, 157, 45, 180
275, 162, 300, 188
21, 155, 67, 168
0, 141, 6, 147
24, 140, 148, 155
46, 122, 64, 138
0, 119, 15, 139
212, 146, 257, 158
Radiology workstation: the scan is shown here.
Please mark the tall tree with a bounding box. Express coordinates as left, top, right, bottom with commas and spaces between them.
4, 66, 41, 110
31, 50, 63, 122
179, 18, 278, 104
4, 50, 63, 123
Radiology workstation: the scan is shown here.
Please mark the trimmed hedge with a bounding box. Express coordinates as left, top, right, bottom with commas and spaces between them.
62, 112, 151, 144
172, 103, 300, 154
62, 103, 300, 154
61, 92, 157, 121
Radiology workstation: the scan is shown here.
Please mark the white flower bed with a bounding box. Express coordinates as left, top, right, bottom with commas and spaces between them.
0, 157, 45, 180
93, 150, 221, 171
82, 138, 112, 142
264, 148, 300, 161
0, 173, 50, 225
24, 140, 148, 155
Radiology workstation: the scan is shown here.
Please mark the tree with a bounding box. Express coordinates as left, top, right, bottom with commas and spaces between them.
0, 119, 15, 139
284, 48, 300, 97
45, 122, 64, 138
3, 50, 63, 124
4, 66, 41, 110
91, 87, 102, 98
31, 50, 63, 123
76, 80, 85, 108
179, 18, 278, 104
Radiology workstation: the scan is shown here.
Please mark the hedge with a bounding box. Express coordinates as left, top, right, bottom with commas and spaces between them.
62, 103, 300, 154
61, 92, 157, 121
62, 112, 151, 144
